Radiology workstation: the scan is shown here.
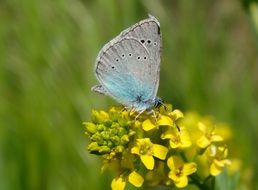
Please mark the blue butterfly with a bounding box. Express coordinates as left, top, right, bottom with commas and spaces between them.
92, 15, 163, 114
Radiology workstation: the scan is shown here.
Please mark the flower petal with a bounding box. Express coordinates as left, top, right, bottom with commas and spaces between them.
131, 146, 140, 155
174, 176, 188, 188
161, 129, 174, 140
168, 170, 178, 181
183, 162, 197, 175
214, 159, 231, 168
180, 129, 192, 148
169, 140, 180, 149
142, 119, 156, 131
128, 171, 144, 187
152, 144, 168, 160
167, 156, 175, 170
197, 136, 211, 148
170, 109, 184, 120
214, 159, 225, 167
211, 134, 223, 142
111, 177, 126, 190
140, 155, 154, 170
210, 162, 222, 176
198, 122, 207, 132
181, 139, 192, 148
158, 115, 173, 126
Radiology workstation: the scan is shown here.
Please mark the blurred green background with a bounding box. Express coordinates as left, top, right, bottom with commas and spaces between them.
1, 0, 258, 189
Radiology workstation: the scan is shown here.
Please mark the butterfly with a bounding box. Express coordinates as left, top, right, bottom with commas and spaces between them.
91, 15, 163, 115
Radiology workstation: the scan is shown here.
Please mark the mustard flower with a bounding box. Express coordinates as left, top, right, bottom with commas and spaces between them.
161, 126, 192, 149
168, 109, 184, 121
157, 115, 174, 126
207, 145, 231, 176
131, 138, 168, 170
142, 119, 157, 131
111, 171, 144, 190
128, 171, 144, 187
84, 105, 237, 189
196, 122, 223, 149
111, 176, 126, 190
167, 156, 197, 188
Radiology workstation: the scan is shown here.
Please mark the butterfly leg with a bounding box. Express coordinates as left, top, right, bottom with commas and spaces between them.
119, 105, 134, 113
129, 107, 137, 116
119, 106, 129, 113
134, 110, 145, 122
153, 110, 158, 123
144, 109, 158, 123
149, 109, 158, 123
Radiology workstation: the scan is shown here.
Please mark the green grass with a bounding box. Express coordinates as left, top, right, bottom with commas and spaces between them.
0, 0, 258, 189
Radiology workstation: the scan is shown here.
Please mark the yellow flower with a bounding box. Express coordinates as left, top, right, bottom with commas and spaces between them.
111, 171, 144, 190
168, 109, 184, 121
92, 110, 110, 123
142, 119, 156, 131
85, 105, 237, 189
157, 109, 183, 127
196, 122, 223, 149
207, 145, 231, 176
128, 171, 144, 187
167, 156, 197, 188
161, 126, 192, 149
157, 115, 173, 126
111, 176, 126, 190
131, 138, 168, 170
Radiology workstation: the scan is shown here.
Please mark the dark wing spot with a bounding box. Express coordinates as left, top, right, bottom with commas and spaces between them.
116, 59, 119, 62
144, 57, 147, 60
140, 39, 145, 43
137, 56, 140, 60
136, 95, 143, 102
111, 66, 115, 69
147, 40, 151, 44
122, 54, 125, 57
153, 42, 157, 46
129, 53, 132, 56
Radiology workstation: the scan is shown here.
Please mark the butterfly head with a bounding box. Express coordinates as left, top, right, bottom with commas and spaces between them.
154, 97, 164, 108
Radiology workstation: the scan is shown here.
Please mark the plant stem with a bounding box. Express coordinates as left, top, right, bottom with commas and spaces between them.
190, 173, 213, 190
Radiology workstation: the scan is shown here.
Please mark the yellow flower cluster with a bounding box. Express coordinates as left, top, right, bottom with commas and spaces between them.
84, 105, 235, 189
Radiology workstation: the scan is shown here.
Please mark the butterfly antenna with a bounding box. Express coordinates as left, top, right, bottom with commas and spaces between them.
161, 101, 168, 111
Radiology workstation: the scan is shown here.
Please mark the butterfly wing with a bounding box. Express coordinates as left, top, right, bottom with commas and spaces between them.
119, 15, 161, 96
94, 38, 155, 109
92, 15, 161, 110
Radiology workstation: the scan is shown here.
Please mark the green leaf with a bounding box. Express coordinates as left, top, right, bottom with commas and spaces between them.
215, 170, 240, 190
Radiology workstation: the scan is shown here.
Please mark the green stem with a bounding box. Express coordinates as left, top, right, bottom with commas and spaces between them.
180, 152, 188, 162
180, 152, 215, 190
204, 175, 212, 183
190, 174, 211, 190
